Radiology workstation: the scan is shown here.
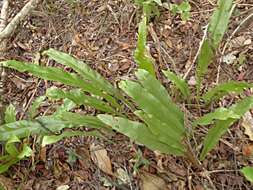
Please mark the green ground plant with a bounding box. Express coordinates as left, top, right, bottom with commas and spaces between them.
134, 0, 191, 21
241, 167, 253, 183
169, 1, 191, 21
0, 1, 252, 183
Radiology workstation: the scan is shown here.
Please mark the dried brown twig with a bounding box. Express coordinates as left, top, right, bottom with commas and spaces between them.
0, 0, 41, 41
0, 0, 41, 123
0, 0, 9, 124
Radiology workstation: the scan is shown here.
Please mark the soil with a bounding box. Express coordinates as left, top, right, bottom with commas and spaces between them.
1, 0, 253, 189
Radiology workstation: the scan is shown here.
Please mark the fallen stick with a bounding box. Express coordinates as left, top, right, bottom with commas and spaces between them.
0, 0, 9, 124
0, 0, 41, 41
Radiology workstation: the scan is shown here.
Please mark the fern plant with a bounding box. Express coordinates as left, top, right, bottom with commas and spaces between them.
0, 86, 103, 173
0, 0, 252, 175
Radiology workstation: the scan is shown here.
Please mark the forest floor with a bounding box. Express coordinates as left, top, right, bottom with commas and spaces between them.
1, 0, 253, 189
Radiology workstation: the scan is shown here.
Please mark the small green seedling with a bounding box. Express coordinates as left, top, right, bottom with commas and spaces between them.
170, 1, 191, 21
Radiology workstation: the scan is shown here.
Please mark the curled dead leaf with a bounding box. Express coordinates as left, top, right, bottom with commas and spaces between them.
242, 111, 253, 141
90, 144, 113, 175
116, 168, 131, 184
140, 171, 168, 190
242, 144, 253, 157
56, 185, 69, 190
40, 146, 47, 162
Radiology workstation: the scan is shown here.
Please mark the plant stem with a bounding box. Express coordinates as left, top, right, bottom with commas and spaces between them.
185, 143, 202, 170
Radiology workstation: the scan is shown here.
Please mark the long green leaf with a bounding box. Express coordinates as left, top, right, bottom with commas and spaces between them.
196, 0, 234, 90
162, 70, 190, 98
196, 39, 214, 90
28, 96, 46, 119
0, 137, 32, 174
0, 117, 71, 141
193, 107, 240, 126
42, 130, 101, 147
5, 136, 20, 156
59, 112, 105, 129
134, 17, 155, 76
0, 115, 103, 142
43, 49, 116, 95
52, 98, 76, 117
200, 96, 253, 160
136, 69, 172, 102
208, 0, 234, 48
98, 114, 185, 156
46, 87, 116, 114
134, 110, 186, 151
203, 81, 253, 103
135, 69, 184, 123
43, 49, 121, 109
241, 167, 253, 183
119, 70, 185, 136
0, 60, 103, 96
4, 104, 16, 123
120, 80, 184, 136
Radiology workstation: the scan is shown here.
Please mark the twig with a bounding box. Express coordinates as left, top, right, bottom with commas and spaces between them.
183, 24, 209, 80
216, 4, 246, 84
148, 24, 163, 68
0, 0, 41, 41
0, 0, 9, 124
0, 0, 8, 42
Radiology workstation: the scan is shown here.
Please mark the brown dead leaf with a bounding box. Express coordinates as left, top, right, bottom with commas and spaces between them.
0, 175, 14, 190
9, 77, 27, 90
90, 144, 113, 175
140, 171, 168, 190
73, 170, 90, 182
40, 146, 47, 162
242, 144, 253, 157
76, 146, 91, 169
108, 63, 119, 72
194, 184, 205, 190
56, 185, 69, 190
119, 59, 131, 71
230, 36, 251, 48
242, 111, 253, 141
115, 40, 131, 50
116, 168, 131, 184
